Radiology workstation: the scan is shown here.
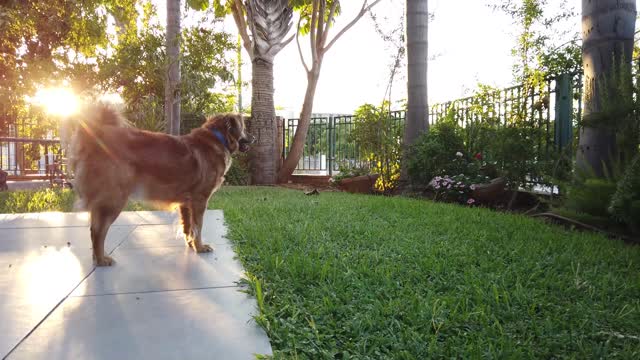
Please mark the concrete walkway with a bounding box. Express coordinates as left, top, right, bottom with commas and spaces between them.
0, 211, 272, 360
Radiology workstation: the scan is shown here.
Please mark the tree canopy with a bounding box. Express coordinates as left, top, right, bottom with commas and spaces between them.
0, 0, 236, 136
0, 0, 118, 135
99, 2, 236, 131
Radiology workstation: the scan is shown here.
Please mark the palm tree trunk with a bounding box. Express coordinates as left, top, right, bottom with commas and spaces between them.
403, 0, 429, 180
576, 0, 636, 176
278, 69, 321, 183
250, 58, 278, 184
165, 0, 181, 135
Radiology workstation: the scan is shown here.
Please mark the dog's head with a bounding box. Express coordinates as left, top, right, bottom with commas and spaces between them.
203, 114, 255, 153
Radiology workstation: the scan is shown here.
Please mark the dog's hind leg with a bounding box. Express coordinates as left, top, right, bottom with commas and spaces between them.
190, 199, 213, 253
90, 203, 125, 266
179, 204, 194, 247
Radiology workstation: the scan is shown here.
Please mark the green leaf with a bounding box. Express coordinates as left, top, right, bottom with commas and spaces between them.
186, 0, 209, 11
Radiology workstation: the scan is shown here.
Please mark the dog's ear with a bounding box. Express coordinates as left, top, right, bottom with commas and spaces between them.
224, 114, 244, 138
203, 114, 231, 130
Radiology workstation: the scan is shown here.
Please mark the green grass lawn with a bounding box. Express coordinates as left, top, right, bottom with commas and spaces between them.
210, 187, 640, 359
3, 187, 639, 358
0, 188, 147, 213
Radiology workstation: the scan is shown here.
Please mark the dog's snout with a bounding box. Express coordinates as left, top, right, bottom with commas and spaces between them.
238, 134, 253, 153
243, 134, 256, 144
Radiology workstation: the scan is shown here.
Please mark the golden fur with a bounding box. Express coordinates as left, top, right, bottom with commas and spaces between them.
69, 103, 252, 266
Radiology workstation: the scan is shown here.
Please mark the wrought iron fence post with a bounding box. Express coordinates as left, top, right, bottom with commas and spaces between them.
44, 143, 49, 176
328, 116, 334, 177
554, 73, 573, 150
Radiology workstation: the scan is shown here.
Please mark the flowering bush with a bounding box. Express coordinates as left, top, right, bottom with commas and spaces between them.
429, 173, 490, 205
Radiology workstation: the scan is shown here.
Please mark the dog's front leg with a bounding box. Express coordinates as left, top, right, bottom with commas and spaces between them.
190, 199, 213, 253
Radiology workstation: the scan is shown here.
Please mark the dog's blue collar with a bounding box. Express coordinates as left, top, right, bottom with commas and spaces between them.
211, 128, 230, 151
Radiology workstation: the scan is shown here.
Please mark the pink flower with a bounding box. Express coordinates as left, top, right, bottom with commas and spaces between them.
474, 153, 482, 160
467, 198, 475, 205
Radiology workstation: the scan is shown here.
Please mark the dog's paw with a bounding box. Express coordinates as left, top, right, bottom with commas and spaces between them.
196, 244, 214, 253
95, 256, 115, 266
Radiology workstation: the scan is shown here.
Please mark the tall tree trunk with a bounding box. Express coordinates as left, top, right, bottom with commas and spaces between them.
577, 0, 636, 176
250, 58, 278, 184
402, 0, 429, 181
278, 68, 321, 183
165, 0, 181, 135
277, 0, 383, 182
236, 0, 293, 184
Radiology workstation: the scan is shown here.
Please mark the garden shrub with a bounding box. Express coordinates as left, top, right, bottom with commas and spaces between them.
0, 188, 75, 213
407, 114, 466, 186
609, 153, 640, 233
350, 102, 403, 193
224, 152, 250, 186
564, 178, 618, 218
485, 125, 545, 189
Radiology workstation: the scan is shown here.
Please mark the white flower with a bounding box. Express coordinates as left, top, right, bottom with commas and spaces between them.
456, 152, 463, 157
470, 184, 476, 190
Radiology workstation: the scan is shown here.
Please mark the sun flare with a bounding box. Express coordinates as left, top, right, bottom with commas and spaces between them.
32, 87, 80, 117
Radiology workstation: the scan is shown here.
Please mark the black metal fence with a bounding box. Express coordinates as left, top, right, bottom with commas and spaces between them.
428, 73, 583, 185
428, 73, 583, 151
0, 112, 206, 181
0, 137, 64, 180
282, 71, 588, 180
284, 110, 405, 175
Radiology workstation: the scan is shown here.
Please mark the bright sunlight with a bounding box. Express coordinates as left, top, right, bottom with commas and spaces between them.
31, 87, 80, 117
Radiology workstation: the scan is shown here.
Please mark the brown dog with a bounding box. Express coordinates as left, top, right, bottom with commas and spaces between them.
69, 104, 253, 266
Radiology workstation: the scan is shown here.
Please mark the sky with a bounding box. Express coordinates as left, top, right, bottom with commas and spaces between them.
230, 0, 518, 116
156, 0, 591, 116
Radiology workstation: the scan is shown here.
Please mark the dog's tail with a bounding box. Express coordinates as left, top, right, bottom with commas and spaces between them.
81, 102, 129, 129
68, 102, 128, 177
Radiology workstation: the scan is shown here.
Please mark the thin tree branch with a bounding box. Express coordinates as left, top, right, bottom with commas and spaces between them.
321, 0, 339, 47
310, 0, 319, 62
264, 29, 296, 58
231, 0, 253, 59
281, 31, 296, 49
323, 0, 383, 54
296, 15, 310, 74
315, 0, 326, 50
